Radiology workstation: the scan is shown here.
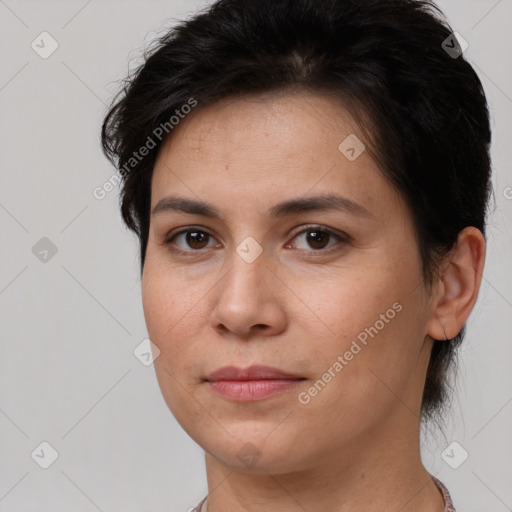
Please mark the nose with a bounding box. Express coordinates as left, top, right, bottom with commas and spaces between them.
211, 248, 287, 339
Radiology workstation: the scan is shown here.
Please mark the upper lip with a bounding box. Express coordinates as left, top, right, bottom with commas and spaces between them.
206, 365, 304, 382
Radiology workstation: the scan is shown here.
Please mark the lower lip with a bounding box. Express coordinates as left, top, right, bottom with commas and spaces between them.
207, 379, 304, 401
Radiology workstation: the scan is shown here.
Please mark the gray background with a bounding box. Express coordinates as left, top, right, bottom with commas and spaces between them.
0, 0, 511, 511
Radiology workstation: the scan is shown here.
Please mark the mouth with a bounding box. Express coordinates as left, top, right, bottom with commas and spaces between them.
205, 365, 306, 402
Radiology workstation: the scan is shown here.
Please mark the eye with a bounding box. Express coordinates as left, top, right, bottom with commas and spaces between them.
164, 228, 219, 254
163, 225, 349, 255
287, 225, 348, 253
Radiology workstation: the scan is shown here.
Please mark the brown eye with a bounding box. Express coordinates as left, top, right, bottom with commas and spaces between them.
304, 230, 330, 250
165, 229, 218, 253
183, 231, 210, 249
290, 225, 348, 253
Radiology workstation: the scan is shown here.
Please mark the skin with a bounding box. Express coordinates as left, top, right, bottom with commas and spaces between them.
141, 90, 486, 512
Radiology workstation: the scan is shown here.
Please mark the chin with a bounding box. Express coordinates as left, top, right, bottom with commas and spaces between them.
199, 426, 312, 475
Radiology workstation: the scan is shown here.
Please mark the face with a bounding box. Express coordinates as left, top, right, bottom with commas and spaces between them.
142, 91, 436, 474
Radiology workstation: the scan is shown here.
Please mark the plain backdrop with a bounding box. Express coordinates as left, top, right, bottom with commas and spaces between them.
0, 1, 511, 511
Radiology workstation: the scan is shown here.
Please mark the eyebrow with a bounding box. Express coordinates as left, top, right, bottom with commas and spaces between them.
151, 193, 375, 220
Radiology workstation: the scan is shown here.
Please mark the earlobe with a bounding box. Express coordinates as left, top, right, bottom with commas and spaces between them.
427, 227, 486, 341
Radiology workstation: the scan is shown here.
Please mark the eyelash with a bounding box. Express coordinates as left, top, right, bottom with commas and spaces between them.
163, 225, 349, 256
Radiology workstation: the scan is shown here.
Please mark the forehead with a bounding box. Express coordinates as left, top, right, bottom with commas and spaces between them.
150, 91, 404, 220
158, 91, 361, 159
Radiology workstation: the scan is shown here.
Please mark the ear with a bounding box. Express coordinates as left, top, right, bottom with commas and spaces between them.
427, 226, 486, 341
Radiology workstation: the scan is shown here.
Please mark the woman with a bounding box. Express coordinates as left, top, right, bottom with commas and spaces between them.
101, 0, 491, 510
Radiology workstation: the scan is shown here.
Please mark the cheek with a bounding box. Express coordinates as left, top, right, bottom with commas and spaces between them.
293, 261, 404, 341
141, 251, 199, 337
141, 265, 208, 427
141, 264, 186, 371
295, 259, 425, 401
141, 273, 173, 345
141, 257, 212, 378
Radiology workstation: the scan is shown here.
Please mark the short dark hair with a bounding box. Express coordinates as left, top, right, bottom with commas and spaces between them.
101, 0, 493, 427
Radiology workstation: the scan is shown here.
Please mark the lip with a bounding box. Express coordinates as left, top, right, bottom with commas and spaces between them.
205, 365, 306, 402
206, 365, 303, 381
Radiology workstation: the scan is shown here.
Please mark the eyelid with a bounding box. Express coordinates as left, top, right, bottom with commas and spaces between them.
289, 224, 350, 241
